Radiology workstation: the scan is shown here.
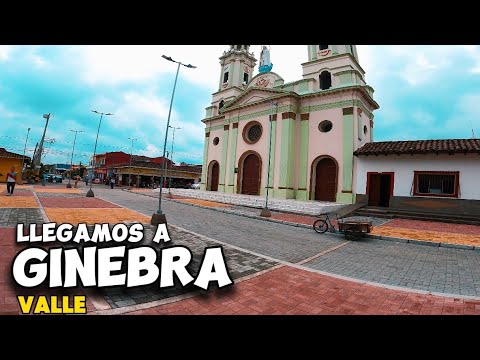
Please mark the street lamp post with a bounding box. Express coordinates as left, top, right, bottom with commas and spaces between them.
86, 110, 113, 197
127, 137, 137, 190
20, 127, 31, 183
151, 55, 196, 226
66, 130, 84, 188
260, 101, 278, 218
167, 126, 181, 197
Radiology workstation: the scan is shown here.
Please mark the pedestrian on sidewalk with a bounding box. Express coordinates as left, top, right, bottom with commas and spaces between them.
74, 175, 79, 188
85, 174, 89, 186
6, 167, 17, 196
110, 176, 115, 189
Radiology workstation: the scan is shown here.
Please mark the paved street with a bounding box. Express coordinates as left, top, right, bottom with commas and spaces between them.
96, 188, 480, 297
1, 183, 480, 315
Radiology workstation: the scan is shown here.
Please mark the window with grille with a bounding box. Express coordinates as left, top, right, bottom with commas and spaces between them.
413, 171, 459, 197
242, 121, 263, 144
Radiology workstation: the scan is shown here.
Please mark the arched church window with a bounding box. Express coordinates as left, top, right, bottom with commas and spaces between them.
243, 72, 249, 84
319, 45, 329, 50
219, 100, 224, 109
236, 45, 241, 50
223, 71, 229, 83
319, 71, 332, 90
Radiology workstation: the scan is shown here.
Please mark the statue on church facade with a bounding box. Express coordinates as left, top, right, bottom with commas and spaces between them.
259, 46, 273, 73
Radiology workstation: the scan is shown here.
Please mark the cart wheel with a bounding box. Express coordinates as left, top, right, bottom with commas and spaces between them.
352, 231, 362, 240
313, 220, 328, 234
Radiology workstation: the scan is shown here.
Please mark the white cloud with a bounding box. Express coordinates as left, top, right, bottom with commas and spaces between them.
442, 93, 480, 138
411, 110, 435, 126
30, 54, 49, 69
105, 90, 178, 134
72, 45, 307, 91
0, 46, 12, 61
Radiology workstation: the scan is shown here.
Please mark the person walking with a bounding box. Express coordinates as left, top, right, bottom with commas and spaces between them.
42, 173, 47, 186
110, 176, 115, 189
74, 175, 79, 188
6, 167, 17, 196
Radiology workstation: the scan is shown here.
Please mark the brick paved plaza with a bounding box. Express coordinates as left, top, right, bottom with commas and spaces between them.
1, 183, 480, 315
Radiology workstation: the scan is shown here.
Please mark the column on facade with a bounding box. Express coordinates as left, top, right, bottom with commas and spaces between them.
296, 113, 309, 200
227, 122, 238, 194
218, 124, 230, 192
338, 107, 355, 204
200, 132, 210, 190
260, 114, 277, 198
277, 112, 296, 199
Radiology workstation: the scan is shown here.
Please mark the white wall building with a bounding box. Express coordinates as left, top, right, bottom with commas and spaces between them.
354, 139, 480, 216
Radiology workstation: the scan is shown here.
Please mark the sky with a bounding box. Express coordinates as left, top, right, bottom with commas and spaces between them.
1, 45, 480, 166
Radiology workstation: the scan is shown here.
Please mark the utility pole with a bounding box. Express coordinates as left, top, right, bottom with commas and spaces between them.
32, 113, 53, 171
20, 127, 31, 183
66, 130, 84, 188
127, 137, 137, 190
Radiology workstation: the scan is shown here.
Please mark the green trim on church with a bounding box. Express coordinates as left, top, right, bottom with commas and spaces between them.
277, 114, 296, 199
296, 119, 309, 201
341, 107, 354, 204
227, 126, 238, 194
218, 125, 229, 192
267, 120, 277, 189
200, 134, 210, 191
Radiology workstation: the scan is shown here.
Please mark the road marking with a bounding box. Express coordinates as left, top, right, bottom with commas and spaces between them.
296, 242, 350, 265
32, 189, 50, 223
96, 193, 480, 303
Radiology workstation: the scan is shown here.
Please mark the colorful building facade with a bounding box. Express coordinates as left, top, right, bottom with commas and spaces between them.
200, 45, 379, 204
0, 147, 30, 183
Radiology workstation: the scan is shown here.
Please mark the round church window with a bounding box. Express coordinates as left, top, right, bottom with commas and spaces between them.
319, 120, 333, 133
213, 137, 219, 146
363, 125, 368, 135
243, 121, 263, 144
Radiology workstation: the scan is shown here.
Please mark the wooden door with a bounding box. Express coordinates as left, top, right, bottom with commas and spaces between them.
210, 162, 219, 191
315, 158, 337, 202
368, 173, 381, 206
241, 154, 260, 195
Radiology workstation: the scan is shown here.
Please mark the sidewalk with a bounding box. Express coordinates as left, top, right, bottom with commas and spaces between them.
127, 188, 480, 249
1, 183, 480, 315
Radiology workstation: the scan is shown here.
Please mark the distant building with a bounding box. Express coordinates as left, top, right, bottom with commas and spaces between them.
45, 163, 71, 174
88, 151, 201, 187
0, 147, 30, 182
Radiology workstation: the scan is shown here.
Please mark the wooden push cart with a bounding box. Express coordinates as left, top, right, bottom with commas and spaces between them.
337, 220, 373, 240
313, 213, 373, 240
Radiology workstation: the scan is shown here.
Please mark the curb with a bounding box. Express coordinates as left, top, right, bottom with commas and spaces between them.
123, 189, 479, 252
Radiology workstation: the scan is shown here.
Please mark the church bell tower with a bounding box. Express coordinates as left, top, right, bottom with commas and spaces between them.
207, 45, 257, 117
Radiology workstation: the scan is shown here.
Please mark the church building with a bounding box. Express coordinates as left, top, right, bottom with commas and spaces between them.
200, 45, 379, 204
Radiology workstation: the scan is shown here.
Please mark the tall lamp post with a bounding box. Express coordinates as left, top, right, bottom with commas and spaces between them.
151, 55, 196, 226
86, 110, 113, 197
21, 127, 31, 183
260, 101, 279, 218
167, 125, 181, 197
66, 130, 84, 188
127, 137, 137, 190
